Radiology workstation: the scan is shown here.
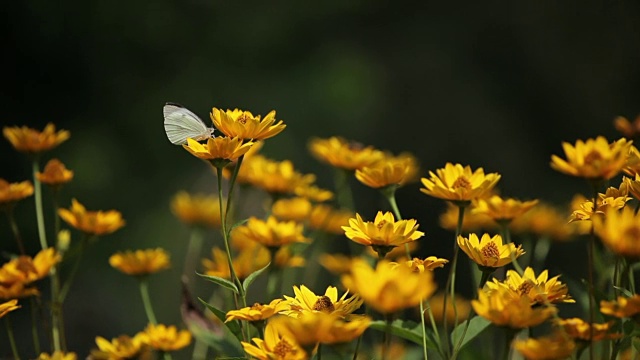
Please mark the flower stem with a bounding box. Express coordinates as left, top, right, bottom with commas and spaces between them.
419, 300, 429, 360
587, 185, 599, 360
32, 159, 48, 250
502, 328, 517, 360
5, 208, 26, 254
183, 227, 203, 280
499, 223, 523, 275
382, 313, 393, 360
442, 203, 466, 357
382, 185, 413, 259
139, 278, 158, 325
334, 168, 355, 211
58, 235, 89, 303
29, 298, 41, 355
5, 316, 20, 360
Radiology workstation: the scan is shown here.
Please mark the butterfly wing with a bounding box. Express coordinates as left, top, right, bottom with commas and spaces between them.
163, 103, 213, 145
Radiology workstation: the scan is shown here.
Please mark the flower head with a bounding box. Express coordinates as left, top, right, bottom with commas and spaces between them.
270, 312, 371, 346
211, 108, 286, 140
143, 323, 192, 351
241, 156, 316, 195
58, 199, 125, 236
0, 248, 62, 299
486, 267, 573, 305
171, 191, 221, 228
341, 259, 436, 314
201, 246, 268, 280
355, 153, 420, 189
510, 202, 578, 241
439, 202, 495, 233
420, 163, 501, 203
472, 286, 556, 329
226, 299, 290, 322
283, 285, 363, 318
272, 197, 312, 222
91, 333, 148, 359
556, 318, 622, 342
293, 184, 334, 203
0, 299, 20, 318
401, 257, 449, 272
109, 248, 170, 276
342, 211, 424, 257
614, 114, 640, 139
3, 123, 70, 153
318, 254, 354, 275
241, 320, 307, 360
0, 179, 34, 206
183, 137, 254, 165
36, 158, 74, 187
37, 352, 77, 360
457, 233, 524, 268
593, 206, 640, 258
513, 332, 576, 360
472, 195, 539, 223
550, 136, 632, 180
308, 205, 354, 235
233, 216, 310, 249
308, 136, 385, 171
426, 292, 471, 325
600, 295, 640, 318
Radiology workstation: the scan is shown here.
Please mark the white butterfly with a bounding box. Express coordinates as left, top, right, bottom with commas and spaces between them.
163, 102, 215, 145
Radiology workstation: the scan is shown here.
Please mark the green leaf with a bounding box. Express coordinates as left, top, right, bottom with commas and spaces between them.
229, 218, 249, 233
368, 319, 438, 348
243, 262, 271, 292
450, 316, 491, 350
613, 286, 634, 298
198, 297, 243, 342
197, 272, 239, 294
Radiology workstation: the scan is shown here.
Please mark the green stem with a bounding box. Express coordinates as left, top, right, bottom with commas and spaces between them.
29, 297, 41, 355
317, 343, 322, 360
224, 155, 244, 223
499, 223, 524, 275
183, 228, 203, 279
5, 316, 20, 360
50, 191, 66, 350
587, 185, 599, 360
58, 235, 89, 302
531, 236, 551, 270
161, 351, 173, 360
382, 313, 393, 360
382, 185, 413, 260
502, 328, 517, 360
139, 278, 158, 325
419, 300, 429, 360
216, 167, 243, 297
32, 159, 48, 250
351, 333, 362, 360
266, 264, 281, 301
334, 168, 355, 211
5, 209, 26, 254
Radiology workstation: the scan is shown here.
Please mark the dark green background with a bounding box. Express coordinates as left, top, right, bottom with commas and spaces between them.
2, 1, 640, 357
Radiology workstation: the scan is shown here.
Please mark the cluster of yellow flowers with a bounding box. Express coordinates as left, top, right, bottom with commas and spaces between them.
3, 110, 640, 360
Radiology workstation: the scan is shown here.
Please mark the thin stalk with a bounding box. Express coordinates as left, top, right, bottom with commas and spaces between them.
29, 297, 41, 355
424, 300, 444, 359
502, 328, 517, 360
587, 186, 599, 360
139, 278, 158, 325
183, 227, 203, 280
531, 236, 551, 270
317, 343, 322, 360
419, 300, 429, 360
224, 155, 244, 223
58, 235, 89, 302
442, 203, 466, 357
499, 223, 524, 275
5, 316, 20, 360
32, 159, 48, 249
382, 185, 412, 259
382, 313, 393, 360
334, 168, 355, 211
50, 190, 66, 350
351, 333, 363, 360
5, 208, 26, 254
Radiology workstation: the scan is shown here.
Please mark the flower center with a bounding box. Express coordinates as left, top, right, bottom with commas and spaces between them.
274, 338, 295, 357
480, 242, 500, 261
376, 220, 388, 230
584, 150, 603, 164
251, 303, 264, 310
313, 295, 335, 312
237, 114, 249, 125
517, 280, 535, 295
452, 176, 471, 190
348, 141, 365, 152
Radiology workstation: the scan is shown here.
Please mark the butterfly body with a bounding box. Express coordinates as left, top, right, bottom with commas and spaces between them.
163, 103, 214, 145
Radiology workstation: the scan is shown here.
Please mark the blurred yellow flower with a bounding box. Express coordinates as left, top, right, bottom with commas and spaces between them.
211, 108, 286, 140
143, 323, 192, 351
182, 137, 254, 164
308, 136, 384, 171
420, 163, 501, 202
3, 123, 70, 153
0, 248, 62, 299
308, 204, 354, 235
170, 191, 221, 228
226, 299, 290, 322
270, 311, 371, 346
472, 286, 556, 329
244, 157, 316, 195
624, 174, 640, 201
58, 199, 125, 236
556, 318, 622, 342
242, 320, 307, 360
472, 195, 539, 223
272, 197, 312, 222
550, 136, 632, 180
342, 211, 424, 256
283, 285, 363, 318
439, 202, 495, 233
593, 207, 640, 258
624, 145, 640, 177
512, 332, 576, 360
341, 259, 436, 314
318, 253, 354, 275
36, 158, 74, 186
202, 245, 269, 280
367, 241, 418, 260
233, 216, 310, 249
0, 299, 20, 318
614, 114, 640, 139
486, 267, 573, 305
355, 154, 419, 188
425, 292, 471, 325
401, 256, 449, 272
510, 202, 578, 241
272, 246, 306, 269
37, 351, 77, 360
0, 179, 34, 205
91, 334, 148, 359
457, 233, 524, 268
600, 295, 640, 318
294, 184, 334, 203
109, 248, 170, 276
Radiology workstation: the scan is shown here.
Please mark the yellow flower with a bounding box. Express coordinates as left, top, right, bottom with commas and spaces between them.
243, 156, 316, 195
233, 216, 310, 249
3, 123, 70, 153
439, 202, 495, 233
58, 199, 125, 236
457, 233, 524, 268
170, 191, 221, 228
318, 254, 354, 275
109, 248, 170, 276
0, 299, 20, 318
283, 285, 363, 318
624, 145, 640, 177
91, 334, 148, 359
202, 245, 269, 280
0, 179, 34, 205
294, 184, 334, 203
472, 195, 539, 223
211, 108, 286, 140
272, 246, 306, 269
36, 158, 74, 186
593, 206, 640, 258
143, 323, 192, 351
182, 137, 254, 164
342, 211, 424, 256
512, 332, 576, 360
624, 174, 640, 201
550, 136, 632, 180
420, 163, 501, 202
425, 292, 471, 325
600, 295, 640, 318
556, 318, 622, 342
341, 259, 436, 314
270, 312, 371, 346
355, 154, 419, 188
242, 321, 307, 360
37, 351, 77, 360
367, 241, 418, 260
272, 197, 312, 222
308, 205, 354, 235
614, 114, 640, 139
0, 248, 62, 299
510, 202, 578, 241
308, 136, 385, 171
487, 267, 573, 305
226, 299, 290, 322
401, 257, 449, 272
472, 286, 556, 329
